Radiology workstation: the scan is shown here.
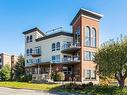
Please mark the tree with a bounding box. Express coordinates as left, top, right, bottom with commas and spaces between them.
0, 64, 11, 80
94, 37, 127, 88
13, 54, 25, 81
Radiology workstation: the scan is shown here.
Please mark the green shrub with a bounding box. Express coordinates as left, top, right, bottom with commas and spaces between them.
52, 72, 65, 81
82, 82, 94, 89
17, 74, 32, 82
63, 83, 83, 90
0, 65, 11, 81
51, 72, 57, 81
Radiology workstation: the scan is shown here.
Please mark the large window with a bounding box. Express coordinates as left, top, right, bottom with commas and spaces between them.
91, 28, 96, 47
84, 69, 96, 79
85, 26, 91, 46
52, 43, 55, 51
56, 42, 60, 50
84, 26, 97, 47
84, 51, 95, 61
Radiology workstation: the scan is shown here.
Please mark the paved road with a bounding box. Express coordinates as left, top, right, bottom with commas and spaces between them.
0, 87, 77, 95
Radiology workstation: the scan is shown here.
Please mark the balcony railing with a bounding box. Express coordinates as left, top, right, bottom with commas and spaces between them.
62, 56, 80, 63
61, 42, 80, 53
32, 74, 49, 81
32, 50, 41, 57
62, 42, 80, 50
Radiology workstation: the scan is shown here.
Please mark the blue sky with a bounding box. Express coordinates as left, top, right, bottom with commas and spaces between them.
0, 0, 127, 55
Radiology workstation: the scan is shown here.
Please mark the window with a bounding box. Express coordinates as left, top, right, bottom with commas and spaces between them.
26, 49, 29, 56
52, 43, 55, 51
35, 58, 41, 63
75, 27, 80, 43
26, 36, 29, 43
84, 51, 95, 61
30, 35, 33, 42
63, 66, 72, 74
52, 56, 55, 63
85, 26, 91, 47
29, 59, 33, 64
30, 48, 32, 55
91, 52, 95, 61
0, 58, 2, 63
26, 60, 29, 64
55, 55, 60, 63
91, 70, 96, 79
85, 70, 91, 79
35, 46, 41, 54
85, 70, 96, 79
56, 42, 60, 50
84, 51, 91, 60
52, 55, 60, 63
91, 28, 96, 47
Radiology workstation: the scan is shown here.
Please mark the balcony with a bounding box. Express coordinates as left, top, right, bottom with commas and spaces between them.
61, 42, 81, 54
32, 50, 41, 57
61, 56, 80, 64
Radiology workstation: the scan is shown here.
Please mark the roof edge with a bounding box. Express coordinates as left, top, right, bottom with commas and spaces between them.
22, 27, 46, 36
70, 8, 103, 25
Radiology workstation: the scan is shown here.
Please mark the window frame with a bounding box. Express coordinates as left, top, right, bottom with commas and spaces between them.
84, 26, 91, 47
56, 42, 60, 50
30, 35, 33, 42
26, 36, 29, 43
26, 49, 29, 56
91, 28, 96, 47
52, 43, 55, 51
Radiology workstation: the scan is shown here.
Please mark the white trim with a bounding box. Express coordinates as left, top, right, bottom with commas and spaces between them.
80, 8, 103, 17
72, 14, 101, 26
81, 14, 100, 22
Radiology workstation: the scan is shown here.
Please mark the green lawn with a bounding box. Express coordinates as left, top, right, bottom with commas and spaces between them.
0, 81, 60, 91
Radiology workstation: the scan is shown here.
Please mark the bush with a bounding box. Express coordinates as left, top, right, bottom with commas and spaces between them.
82, 82, 94, 88
0, 65, 11, 81
17, 74, 32, 82
56, 72, 65, 81
52, 72, 65, 81
63, 83, 83, 90
63, 82, 94, 90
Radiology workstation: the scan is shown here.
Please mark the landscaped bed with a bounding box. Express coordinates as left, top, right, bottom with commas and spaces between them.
0, 82, 127, 95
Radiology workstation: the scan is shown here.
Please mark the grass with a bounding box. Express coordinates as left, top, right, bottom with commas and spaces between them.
0, 81, 60, 91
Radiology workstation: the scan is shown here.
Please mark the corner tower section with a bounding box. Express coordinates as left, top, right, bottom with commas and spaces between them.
70, 8, 103, 83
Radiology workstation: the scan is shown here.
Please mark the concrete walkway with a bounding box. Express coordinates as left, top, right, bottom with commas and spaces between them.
0, 87, 78, 95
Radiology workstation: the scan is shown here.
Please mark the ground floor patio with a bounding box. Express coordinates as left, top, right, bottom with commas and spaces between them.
25, 62, 81, 81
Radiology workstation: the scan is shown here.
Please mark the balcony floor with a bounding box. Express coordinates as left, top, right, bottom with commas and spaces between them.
61, 47, 81, 54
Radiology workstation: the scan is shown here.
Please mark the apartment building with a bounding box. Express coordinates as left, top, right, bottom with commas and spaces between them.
23, 8, 103, 83
0, 53, 18, 69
